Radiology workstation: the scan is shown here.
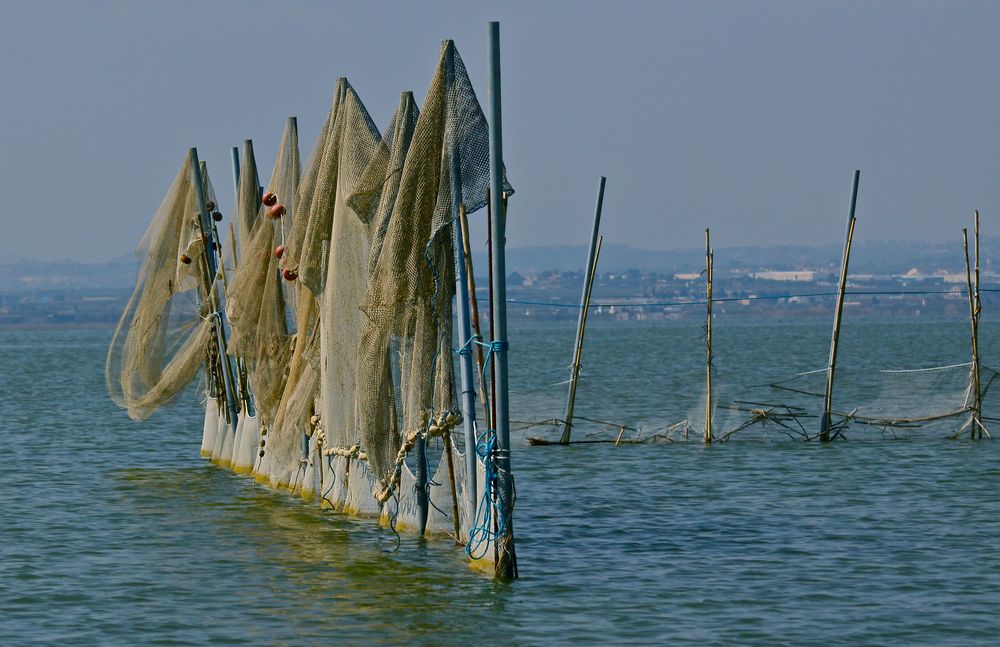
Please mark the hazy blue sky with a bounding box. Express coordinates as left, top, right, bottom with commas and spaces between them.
1, 0, 998, 262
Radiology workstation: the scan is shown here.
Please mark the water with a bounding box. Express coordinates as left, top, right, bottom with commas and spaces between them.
2, 319, 1000, 645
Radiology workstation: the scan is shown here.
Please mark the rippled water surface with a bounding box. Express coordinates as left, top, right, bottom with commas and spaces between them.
2, 319, 1000, 645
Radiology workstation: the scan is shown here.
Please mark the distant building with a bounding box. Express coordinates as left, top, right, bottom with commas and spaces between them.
751, 270, 815, 281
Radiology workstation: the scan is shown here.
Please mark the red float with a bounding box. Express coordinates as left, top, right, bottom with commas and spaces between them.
269, 204, 286, 219
282, 269, 298, 281
179, 254, 192, 265
274, 244, 285, 259
262, 192, 277, 207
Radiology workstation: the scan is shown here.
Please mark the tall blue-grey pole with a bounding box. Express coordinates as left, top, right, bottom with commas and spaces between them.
451, 151, 480, 525
559, 176, 606, 444
488, 20, 516, 580
230, 146, 240, 199
190, 148, 239, 427
820, 170, 860, 442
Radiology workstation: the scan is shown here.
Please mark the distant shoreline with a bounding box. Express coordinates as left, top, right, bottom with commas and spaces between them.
0, 322, 115, 332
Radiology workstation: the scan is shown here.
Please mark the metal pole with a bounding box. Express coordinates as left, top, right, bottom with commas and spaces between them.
228, 144, 256, 417
820, 170, 860, 442
451, 152, 480, 526
488, 20, 516, 580
559, 177, 606, 444
190, 148, 240, 427
231, 146, 240, 196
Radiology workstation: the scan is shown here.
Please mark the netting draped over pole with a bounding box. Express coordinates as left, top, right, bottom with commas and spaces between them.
226, 122, 300, 434
106, 154, 215, 420
261, 79, 381, 492
356, 40, 508, 503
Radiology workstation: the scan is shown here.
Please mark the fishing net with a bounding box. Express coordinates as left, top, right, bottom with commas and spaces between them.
260, 79, 380, 491
356, 40, 505, 502
106, 153, 215, 421
226, 121, 299, 431
685, 360, 993, 442
300, 90, 418, 507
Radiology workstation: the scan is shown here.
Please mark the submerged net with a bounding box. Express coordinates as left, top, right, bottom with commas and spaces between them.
106, 153, 214, 420
670, 358, 995, 442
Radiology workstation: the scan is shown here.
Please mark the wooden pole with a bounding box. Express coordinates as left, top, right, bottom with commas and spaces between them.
487, 21, 516, 579
560, 236, 603, 445
704, 228, 713, 445
820, 170, 860, 442
974, 211, 984, 438
460, 204, 491, 427
559, 177, 606, 444
963, 226, 983, 439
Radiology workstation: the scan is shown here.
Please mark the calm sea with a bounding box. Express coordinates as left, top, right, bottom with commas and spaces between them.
2, 318, 999, 645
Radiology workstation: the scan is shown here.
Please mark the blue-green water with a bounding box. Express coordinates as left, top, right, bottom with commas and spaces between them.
2, 319, 1000, 645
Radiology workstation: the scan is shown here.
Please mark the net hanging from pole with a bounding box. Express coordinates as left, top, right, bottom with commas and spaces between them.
106, 153, 215, 420
226, 121, 300, 435
355, 40, 511, 506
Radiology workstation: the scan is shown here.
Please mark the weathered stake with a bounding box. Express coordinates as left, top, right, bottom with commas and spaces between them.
459, 203, 491, 428
963, 223, 984, 439
704, 228, 714, 445
559, 176, 607, 444
820, 170, 860, 442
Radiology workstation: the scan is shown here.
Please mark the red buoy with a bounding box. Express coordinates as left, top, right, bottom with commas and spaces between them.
282, 268, 298, 281
206, 200, 216, 211
269, 204, 286, 219
212, 211, 223, 222
274, 244, 285, 259
179, 254, 192, 265
262, 192, 277, 207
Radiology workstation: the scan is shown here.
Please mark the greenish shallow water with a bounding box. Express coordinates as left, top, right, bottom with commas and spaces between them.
2, 319, 999, 645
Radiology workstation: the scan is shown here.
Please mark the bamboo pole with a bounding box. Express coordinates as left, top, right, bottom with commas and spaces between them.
704, 228, 713, 445
964, 226, 983, 439
820, 170, 860, 442
460, 204, 491, 427
974, 211, 984, 438
488, 21, 516, 580
560, 236, 603, 445
559, 177, 606, 444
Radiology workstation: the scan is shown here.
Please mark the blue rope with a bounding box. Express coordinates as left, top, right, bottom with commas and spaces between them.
465, 426, 513, 560
454, 333, 482, 356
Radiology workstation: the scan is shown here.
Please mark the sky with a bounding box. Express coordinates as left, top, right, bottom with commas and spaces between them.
1, 0, 999, 262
